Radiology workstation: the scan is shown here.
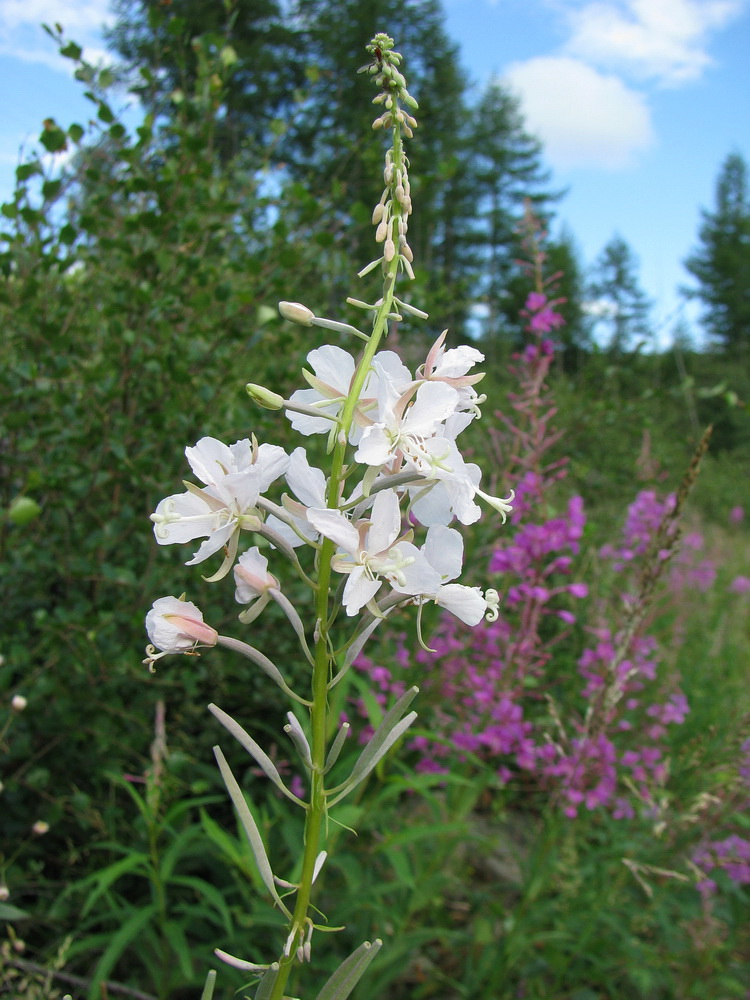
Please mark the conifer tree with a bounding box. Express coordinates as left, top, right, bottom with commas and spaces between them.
684, 151, 750, 355
466, 83, 561, 351
587, 234, 651, 354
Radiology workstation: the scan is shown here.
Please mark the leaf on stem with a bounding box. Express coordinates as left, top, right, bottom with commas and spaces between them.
200, 970, 217, 1000
253, 963, 281, 1000
314, 939, 383, 1000
210, 703, 304, 804
213, 746, 292, 918
328, 687, 419, 804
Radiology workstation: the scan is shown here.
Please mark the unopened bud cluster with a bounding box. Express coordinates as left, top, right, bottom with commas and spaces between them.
359, 33, 417, 279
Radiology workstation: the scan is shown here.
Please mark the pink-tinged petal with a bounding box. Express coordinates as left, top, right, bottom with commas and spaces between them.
433, 345, 484, 378
185, 521, 236, 565
307, 507, 360, 555
234, 546, 276, 604
146, 596, 217, 651
367, 489, 401, 554
435, 584, 486, 625
343, 566, 381, 615
185, 437, 236, 486
423, 525, 463, 581
423, 330, 449, 374
354, 425, 393, 467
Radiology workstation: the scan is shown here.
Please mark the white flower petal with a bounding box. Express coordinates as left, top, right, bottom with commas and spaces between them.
286, 448, 327, 507
404, 382, 459, 435
354, 425, 393, 467
367, 490, 401, 554
423, 525, 463, 581
435, 584, 487, 626
343, 566, 381, 615
185, 437, 237, 486
307, 345, 355, 392
185, 521, 236, 565
152, 491, 216, 545
307, 507, 360, 555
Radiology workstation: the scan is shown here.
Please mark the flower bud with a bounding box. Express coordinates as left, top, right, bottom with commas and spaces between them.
11, 694, 27, 712
246, 384, 284, 410
32, 820, 49, 836
279, 301, 315, 326
0, 885, 8, 902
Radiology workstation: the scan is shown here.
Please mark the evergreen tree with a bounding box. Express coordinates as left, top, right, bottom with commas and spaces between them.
466, 83, 561, 352
684, 151, 750, 355
587, 234, 651, 353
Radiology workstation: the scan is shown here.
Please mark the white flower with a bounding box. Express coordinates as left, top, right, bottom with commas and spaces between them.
31, 821, 50, 836
150, 437, 288, 579
265, 447, 329, 547
419, 525, 488, 625
307, 490, 441, 615
286, 346, 359, 437
11, 694, 27, 712
145, 596, 218, 666
421, 330, 484, 391
355, 371, 460, 472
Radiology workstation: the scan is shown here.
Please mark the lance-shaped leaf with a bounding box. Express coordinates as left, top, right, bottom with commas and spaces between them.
216, 635, 311, 706
328, 687, 419, 805
314, 939, 383, 1000
213, 746, 292, 918
200, 970, 217, 1000
324, 722, 350, 773
254, 962, 280, 1000
284, 711, 313, 769
210, 703, 305, 805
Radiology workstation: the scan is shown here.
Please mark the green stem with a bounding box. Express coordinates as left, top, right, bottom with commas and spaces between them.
265, 118, 406, 1000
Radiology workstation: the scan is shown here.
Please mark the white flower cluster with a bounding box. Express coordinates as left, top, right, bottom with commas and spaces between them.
145, 329, 510, 659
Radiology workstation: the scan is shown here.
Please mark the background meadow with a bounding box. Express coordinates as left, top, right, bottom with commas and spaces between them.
1, 3, 749, 998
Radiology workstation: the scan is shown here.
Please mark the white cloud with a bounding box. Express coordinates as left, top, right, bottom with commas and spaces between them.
0, 0, 113, 69
565, 0, 745, 85
0, 0, 112, 32
503, 56, 654, 169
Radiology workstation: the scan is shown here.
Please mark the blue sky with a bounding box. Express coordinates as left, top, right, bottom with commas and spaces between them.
1, 0, 748, 345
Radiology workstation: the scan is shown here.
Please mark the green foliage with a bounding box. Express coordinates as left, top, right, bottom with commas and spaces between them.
684, 151, 750, 356
0, 23, 341, 951
2, 12, 749, 1000
587, 234, 652, 354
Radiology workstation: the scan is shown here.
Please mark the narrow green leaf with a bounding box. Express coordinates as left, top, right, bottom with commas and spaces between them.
315, 939, 382, 1000
87, 904, 157, 999
213, 746, 292, 918
209, 703, 301, 803
168, 875, 233, 935
254, 963, 280, 1000
79, 852, 150, 916
201, 970, 217, 1000
163, 920, 194, 979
